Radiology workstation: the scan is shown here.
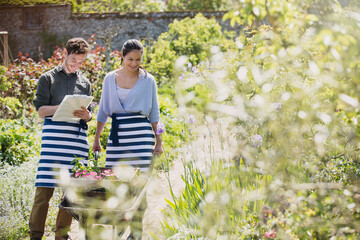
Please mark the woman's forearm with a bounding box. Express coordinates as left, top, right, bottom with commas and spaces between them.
151, 122, 162, 143
94, 121, 106, 141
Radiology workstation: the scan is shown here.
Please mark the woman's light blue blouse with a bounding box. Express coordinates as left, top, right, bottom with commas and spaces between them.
97, 70, 160, 123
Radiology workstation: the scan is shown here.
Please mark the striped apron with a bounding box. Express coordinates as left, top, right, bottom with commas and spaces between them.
35, 117, 89, 188
106, 113, 155, 172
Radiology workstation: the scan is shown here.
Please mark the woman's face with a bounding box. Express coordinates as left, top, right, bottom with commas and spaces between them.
122, 50, 142, 73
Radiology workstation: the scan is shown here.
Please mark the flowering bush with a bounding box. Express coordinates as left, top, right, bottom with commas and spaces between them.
71, 157, 117, 181
74, 168, 117, 180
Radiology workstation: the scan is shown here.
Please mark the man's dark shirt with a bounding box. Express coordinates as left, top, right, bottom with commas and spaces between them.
33, 65, 91, 111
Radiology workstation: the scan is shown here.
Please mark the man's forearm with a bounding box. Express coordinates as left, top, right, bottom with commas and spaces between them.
37, 105, 59, 118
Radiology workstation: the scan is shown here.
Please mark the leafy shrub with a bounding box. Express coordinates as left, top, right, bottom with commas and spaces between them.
164, 0, 230, 11
0, 66, 24, 119
144, 13, 236, 87
0, 97, 23, 119
0, 117, 41, 166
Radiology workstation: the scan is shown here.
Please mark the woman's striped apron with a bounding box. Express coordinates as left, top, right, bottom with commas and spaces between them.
35, 117, 89, 188
106, 113, 155, 172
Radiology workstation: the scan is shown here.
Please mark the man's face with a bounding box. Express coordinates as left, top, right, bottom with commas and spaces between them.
63, 52, 86, 74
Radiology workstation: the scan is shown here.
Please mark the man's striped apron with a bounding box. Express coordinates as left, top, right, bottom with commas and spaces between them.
35, 117, 89, 188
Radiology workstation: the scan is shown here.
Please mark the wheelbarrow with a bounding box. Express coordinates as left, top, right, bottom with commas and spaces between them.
59, 152, 154, 239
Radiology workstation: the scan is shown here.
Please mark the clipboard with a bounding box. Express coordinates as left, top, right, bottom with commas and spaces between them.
52, 95, 94, 122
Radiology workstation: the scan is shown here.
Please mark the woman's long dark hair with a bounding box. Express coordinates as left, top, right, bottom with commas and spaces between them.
120, 39, 147, 76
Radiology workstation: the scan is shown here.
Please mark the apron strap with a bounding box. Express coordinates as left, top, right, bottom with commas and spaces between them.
78, 119, 88, 136
110, 114, 120, 146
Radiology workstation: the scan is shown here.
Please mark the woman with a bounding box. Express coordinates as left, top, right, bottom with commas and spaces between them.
92, 39, 163, 238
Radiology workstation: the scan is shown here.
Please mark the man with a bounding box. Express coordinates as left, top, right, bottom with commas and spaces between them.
29, 37, 92, 240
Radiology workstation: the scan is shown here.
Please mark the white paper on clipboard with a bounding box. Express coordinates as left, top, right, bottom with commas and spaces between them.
52, 95, 93, 122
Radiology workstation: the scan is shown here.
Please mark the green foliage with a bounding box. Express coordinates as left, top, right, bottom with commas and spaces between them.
0, 97, 23, 119
0, 66, 23, 119
69, 0, 165, 13
161, 0, 360, 238
0, 66, 10, 91
311, 155, 360, 184
163, 159, 270, 238
0, 156, 62, 239
0, 159, 36, 239
69, 0, 233, 12
0, 117, 40, 166
144, 13, 237, 87
162, 160, 206, 237
165, 0, 230, 11
0, 0, 67, 5
154, 95, 190, 169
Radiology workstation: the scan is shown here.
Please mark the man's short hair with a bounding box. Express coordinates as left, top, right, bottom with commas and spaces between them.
65, 37, 90, 55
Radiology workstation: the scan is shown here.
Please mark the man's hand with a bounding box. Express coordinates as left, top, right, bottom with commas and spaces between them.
73, 106, 91, 122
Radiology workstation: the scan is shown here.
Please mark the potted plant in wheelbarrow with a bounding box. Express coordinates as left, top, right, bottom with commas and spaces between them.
59, 151, 151, 239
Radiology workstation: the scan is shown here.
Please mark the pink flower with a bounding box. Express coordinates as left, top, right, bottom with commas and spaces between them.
264, 229, 276, 239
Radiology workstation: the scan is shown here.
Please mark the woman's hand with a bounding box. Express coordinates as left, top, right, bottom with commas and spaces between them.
73, 106, 91, 122
92, 139, 102, 153
153, 141, 163, 156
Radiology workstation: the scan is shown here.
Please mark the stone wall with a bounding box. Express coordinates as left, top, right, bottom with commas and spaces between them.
0, 1, 351, 60
0, 4, 239, 60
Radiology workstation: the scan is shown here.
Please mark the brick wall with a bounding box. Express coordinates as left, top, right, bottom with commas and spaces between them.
0, 1, 351, 60
0, 4, 239, 60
